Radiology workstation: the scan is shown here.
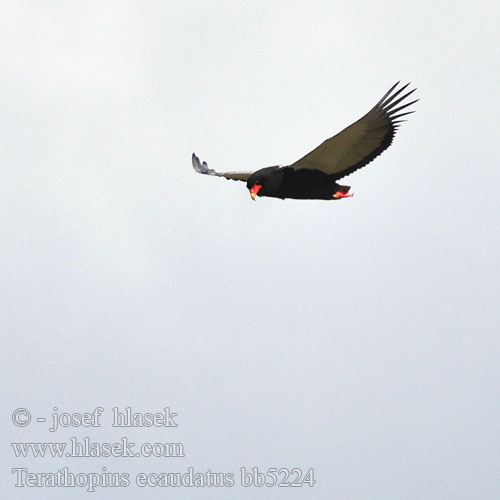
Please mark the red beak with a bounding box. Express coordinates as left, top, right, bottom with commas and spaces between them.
250, 184, 262, 200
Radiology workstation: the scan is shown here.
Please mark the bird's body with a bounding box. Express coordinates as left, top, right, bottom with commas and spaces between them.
192, 82, 417, 201
246, 167, 351, 200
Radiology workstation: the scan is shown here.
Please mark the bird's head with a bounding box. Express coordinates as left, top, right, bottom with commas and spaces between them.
246, 167, 283, 200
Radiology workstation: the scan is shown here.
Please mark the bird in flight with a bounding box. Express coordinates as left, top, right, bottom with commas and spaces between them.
192, 82, 417, 200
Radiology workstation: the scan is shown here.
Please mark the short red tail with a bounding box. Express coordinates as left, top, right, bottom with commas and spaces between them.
333, 186, 353, 199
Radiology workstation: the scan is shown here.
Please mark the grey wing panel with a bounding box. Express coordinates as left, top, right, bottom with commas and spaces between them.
290, 82, 418, 179
192, 153, 253, 182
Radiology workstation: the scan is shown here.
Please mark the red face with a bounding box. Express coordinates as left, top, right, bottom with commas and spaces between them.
249, 183, 262, 200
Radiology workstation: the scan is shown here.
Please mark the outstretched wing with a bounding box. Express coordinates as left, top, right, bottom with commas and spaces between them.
289, 82, 418, 180
192, 153, 253, 182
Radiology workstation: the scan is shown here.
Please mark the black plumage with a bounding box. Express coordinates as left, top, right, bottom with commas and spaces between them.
192, 82, 418, 200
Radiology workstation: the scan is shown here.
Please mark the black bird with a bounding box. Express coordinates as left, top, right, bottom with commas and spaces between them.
192, 82, 417, 200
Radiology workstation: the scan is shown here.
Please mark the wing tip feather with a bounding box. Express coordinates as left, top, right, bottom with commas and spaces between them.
192, 152, 215, 176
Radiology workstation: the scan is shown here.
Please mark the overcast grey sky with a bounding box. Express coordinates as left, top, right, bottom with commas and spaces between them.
2, 1, 500, 499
